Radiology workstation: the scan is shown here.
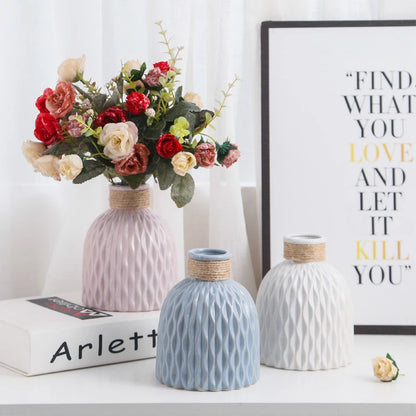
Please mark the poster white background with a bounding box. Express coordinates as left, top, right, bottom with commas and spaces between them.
268, 24, 416, 326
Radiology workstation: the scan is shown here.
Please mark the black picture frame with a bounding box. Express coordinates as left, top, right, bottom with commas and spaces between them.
261, 20, 416, 335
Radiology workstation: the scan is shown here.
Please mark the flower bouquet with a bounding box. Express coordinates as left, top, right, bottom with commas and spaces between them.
22, 22, 240, 208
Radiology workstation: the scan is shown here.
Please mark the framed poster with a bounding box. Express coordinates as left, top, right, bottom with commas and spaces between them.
261, 20, 416, 334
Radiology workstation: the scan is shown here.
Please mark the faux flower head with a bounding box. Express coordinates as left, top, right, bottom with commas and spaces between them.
171, 151, 196, 176
372, 354, 399, 382
45, 82, 76, 119
33, 155, 61, 181
123, 59, 142, 77
59, 154, 83, 180
184, 92, 203, 109
100, 121, 138, 161
57, 55, 85, 83
22, 141, 46, 165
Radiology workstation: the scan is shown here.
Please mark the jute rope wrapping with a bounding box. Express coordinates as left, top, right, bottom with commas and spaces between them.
188, 258, 232, 281
109, 187, 151, 210
284, 242, 326, 263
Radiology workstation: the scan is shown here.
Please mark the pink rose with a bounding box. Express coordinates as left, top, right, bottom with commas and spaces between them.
221, 144, 241, 168
144, 67, 162, 87
195, 143, 216, 168
45, 82, 76, 119
114, 143, 150, 176
66, 119, 84, 137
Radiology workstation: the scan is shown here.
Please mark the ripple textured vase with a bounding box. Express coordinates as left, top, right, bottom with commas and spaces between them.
256, 235, 353, 370
156, 248, 260, 391
82, 185, 177, 312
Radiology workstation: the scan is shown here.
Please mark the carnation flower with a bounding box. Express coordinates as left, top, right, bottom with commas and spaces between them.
22, 141, 46, 164
171, 151, 196, 176
100, 121, 138, 161
153, 61, 170, 74
33, 155, 61, 181
221, 144, 241, 168
195, 143, 216, 168
57, 55, 86, 82
46, 82, 76, 119
126, 92, 150, 115
144, 67, 162, 87
66, 119, 84, 138
59, 154, 83, 180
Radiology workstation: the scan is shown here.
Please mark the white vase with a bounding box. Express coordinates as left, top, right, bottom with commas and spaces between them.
256, 235, 353, 370
82, 184, 177, 312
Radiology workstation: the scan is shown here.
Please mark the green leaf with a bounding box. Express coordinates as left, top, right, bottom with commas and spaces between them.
92, 93, 108, 113
73, 160, 105, 184
73, 84, 94, 102
104, 90, 120, 109
130, 63, 146, 81
143, 119, 166, 140
156, 158, 176, 190
43, 140, 74, 157
175, 86, 183, 104
165, 101, 199, 122
123, 173, 150, 189
192, 109, 214, 131
116, 73, 124, 96
386, 353, 400, 380
170, 173, 195, 208
216, 140, 237, 164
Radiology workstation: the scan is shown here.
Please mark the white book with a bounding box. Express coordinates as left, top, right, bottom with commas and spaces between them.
0, 293, 159, 376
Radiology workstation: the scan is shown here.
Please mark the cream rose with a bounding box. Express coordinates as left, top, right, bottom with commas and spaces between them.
57, 55, 86, 82
184, 92, 203, 109
171, 151, 196, 176
372, 357, 398, 382
59, 154, 83, 180
123, 59, 142, 77
22, 141, 46, 164
33, 155, 61, 181
100, 121, 138, 161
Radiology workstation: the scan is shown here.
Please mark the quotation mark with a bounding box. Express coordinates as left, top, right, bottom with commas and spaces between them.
346, 72, 352, 77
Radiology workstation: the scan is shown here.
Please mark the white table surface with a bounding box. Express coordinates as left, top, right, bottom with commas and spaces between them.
0, 335, 414, 416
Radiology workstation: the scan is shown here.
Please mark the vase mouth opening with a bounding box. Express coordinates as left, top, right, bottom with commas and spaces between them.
188, 248, 232, 262
284, 234, 326, 245
109, 184, 149, 191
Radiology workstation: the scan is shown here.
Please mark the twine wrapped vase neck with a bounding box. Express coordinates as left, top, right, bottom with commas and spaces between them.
188, 248, 232, 281
109, 185, 151, 210
283, 234, 326, 263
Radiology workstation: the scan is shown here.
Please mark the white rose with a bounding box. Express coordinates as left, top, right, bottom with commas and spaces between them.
372, 357, 398, 382
100, 121, 138, 161
184, 92, 203, 109
33, 155, 61, 181
123, 59, 142, 77
58, 55, 86, 82
22, 141, 46, 164
171, 151, 196, 176
59, 154, 83, 180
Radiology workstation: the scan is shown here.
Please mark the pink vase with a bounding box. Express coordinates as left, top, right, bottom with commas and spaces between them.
82, 184, 177, 312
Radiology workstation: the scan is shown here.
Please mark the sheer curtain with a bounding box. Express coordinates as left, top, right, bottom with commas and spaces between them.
1, 0, 415, 300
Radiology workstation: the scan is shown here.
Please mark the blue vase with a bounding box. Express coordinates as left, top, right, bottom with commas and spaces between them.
155, 248, 260, 391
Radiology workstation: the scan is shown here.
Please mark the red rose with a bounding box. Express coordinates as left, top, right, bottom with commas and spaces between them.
34, 113, 64, 145
45, 82, 76, 119
114, 143, 150, 176
126, 92, 150, 115
94, 106, 128, 128
195, 142, 216, 168
35, 88, 53, 113
156, 133, 183, 158
153, 61, 170, 74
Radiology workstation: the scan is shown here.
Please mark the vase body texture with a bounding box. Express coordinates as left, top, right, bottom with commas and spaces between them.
82, 185, 177, 312
156, 248, 260, 391
256, 235, 353, 370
